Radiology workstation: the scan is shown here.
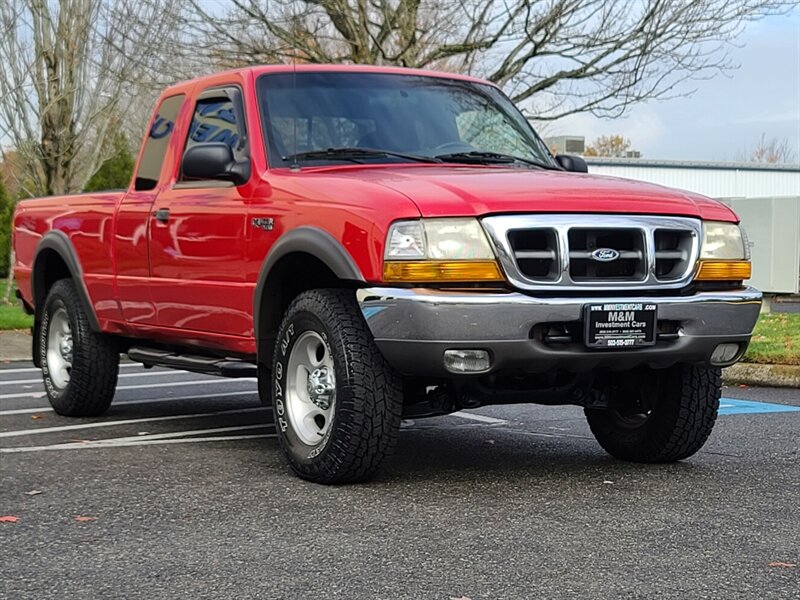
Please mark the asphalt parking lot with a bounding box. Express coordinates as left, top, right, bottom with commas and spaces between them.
1, 361, 798, 600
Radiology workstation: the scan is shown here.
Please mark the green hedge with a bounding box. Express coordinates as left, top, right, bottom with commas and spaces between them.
0, 178, 12, 278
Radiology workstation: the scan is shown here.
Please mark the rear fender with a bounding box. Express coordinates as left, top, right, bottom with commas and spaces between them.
31, 231, 100, 366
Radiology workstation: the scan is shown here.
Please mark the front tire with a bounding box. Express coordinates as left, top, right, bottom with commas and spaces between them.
585, 364, 721, 463
40, 279, 119, 417
271, 289, 402, 484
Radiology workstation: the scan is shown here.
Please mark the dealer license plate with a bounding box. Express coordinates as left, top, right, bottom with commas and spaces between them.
584, 303, 657, 349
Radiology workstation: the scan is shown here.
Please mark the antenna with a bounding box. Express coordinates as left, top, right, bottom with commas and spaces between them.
289, 6, 300, 172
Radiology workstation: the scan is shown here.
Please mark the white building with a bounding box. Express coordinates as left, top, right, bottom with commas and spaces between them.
586, 157, 800, 200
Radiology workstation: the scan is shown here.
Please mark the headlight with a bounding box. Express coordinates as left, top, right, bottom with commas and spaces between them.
695, 221, 751, 281
383, 218, 504, 282
384, 221, 426, 259
700, 222, 747, 260
385, 218, 495, 260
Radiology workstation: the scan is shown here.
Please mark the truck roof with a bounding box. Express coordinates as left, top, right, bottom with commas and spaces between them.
161, 64, 494, 97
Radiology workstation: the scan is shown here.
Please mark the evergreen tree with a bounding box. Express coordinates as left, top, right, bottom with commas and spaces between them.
0, 177, 12, 279
84, 133, 135, 192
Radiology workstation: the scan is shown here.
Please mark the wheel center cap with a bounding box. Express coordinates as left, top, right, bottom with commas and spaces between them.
307, 367, 335, 410
60, 335, 73, 361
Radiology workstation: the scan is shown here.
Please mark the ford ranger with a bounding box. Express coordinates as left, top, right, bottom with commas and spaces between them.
11, 65, 762, 484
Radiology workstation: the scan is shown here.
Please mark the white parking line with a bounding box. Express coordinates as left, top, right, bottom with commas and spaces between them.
451, 411, 507, 424
0, 406, 268, 438
0, 407, 55, 416
0, 390, 261, 416
1, 434, 275, 453
0, 363, 143, 376
511, 429, 594, 441
0, 377, 257, 400
70, 423, 269, 445
4, 370, 199, 386
1, 414, 513, 454
1, 425, 273, 453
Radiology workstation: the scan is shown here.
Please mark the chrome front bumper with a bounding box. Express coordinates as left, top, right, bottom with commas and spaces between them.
357, 287, 763, 377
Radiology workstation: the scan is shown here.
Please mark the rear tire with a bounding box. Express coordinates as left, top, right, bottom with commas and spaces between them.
271, 289, 402, 484
585, 364, 721, 463
40, 279, 119, 417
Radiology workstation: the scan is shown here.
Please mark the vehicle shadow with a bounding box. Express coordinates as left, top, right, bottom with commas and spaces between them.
377, 422, 717, 488
98, 397, 716, 489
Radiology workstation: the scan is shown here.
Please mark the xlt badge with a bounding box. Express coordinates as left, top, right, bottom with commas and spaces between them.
252, 217, 274, 231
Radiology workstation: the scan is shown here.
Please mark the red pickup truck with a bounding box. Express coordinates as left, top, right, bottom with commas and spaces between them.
12, 65, 761, 483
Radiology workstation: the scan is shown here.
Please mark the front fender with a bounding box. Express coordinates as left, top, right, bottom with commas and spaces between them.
253, 226, 365, 343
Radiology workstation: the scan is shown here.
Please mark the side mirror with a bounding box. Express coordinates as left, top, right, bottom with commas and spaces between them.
181, 143, 250, 185
555, 154, 588, 173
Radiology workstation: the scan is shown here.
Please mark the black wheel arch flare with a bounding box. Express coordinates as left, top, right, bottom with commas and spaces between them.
253, 226, 366, 362
31, 231, 100, 366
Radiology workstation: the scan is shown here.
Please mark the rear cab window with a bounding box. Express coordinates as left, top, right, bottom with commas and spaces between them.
134, 94, 185, 191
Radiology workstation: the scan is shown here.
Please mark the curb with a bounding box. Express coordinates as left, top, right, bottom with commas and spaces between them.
723, 362, 800, 389
0, 330, 32, 362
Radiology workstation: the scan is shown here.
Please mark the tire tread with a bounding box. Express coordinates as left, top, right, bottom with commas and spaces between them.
585, 364, 720, 463
42, 279, 118, 417
272, 289, 402, 484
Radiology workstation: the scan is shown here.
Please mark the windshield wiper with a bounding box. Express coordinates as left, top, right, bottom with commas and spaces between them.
284, 147, 441, 164
435, 151, 553, 169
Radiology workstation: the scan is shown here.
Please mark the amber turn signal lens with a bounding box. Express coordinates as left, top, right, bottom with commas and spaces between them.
694, 260, 752, 281
383, 260, 504, 282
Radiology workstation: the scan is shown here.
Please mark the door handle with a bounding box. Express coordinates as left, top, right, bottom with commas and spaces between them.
154, 208, 170, 223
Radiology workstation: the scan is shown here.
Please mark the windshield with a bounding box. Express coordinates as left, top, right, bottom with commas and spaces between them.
257, 72, 557, 168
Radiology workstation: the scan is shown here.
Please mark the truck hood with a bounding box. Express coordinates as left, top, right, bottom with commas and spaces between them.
318, 165, 737, 222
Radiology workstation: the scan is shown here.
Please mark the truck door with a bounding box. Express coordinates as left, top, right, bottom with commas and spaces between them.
114, 94, 186, 325
148, 86, 253, 336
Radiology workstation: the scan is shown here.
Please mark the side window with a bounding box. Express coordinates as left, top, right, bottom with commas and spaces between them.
181, 93, 247, 182
135, 94, 185, 191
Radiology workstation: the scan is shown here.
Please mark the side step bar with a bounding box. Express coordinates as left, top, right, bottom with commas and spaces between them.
127, 347, 257, 378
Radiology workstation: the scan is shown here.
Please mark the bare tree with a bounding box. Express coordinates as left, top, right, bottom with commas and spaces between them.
585, 135, 638, 158
190, 0, 793, 121
737, 133, 797, 164
0, 0, 184, 197
0, 0, 186, 296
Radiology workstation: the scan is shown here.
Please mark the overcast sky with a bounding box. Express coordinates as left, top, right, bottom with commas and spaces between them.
550, 8, 800, 162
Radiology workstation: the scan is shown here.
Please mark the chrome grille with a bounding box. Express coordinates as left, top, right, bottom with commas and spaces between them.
567, 228, 646, 281
481, 214, 701, 291
507, 229, 559, 280
654, 229, 695, 280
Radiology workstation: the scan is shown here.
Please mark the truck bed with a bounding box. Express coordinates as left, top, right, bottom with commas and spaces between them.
13, 191, 126, 312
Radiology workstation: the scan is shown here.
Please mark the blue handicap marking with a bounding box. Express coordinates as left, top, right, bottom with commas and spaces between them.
718, 398, 800, 415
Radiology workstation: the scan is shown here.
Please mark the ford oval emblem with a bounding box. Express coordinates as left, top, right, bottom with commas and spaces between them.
591, 248, 620, 262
